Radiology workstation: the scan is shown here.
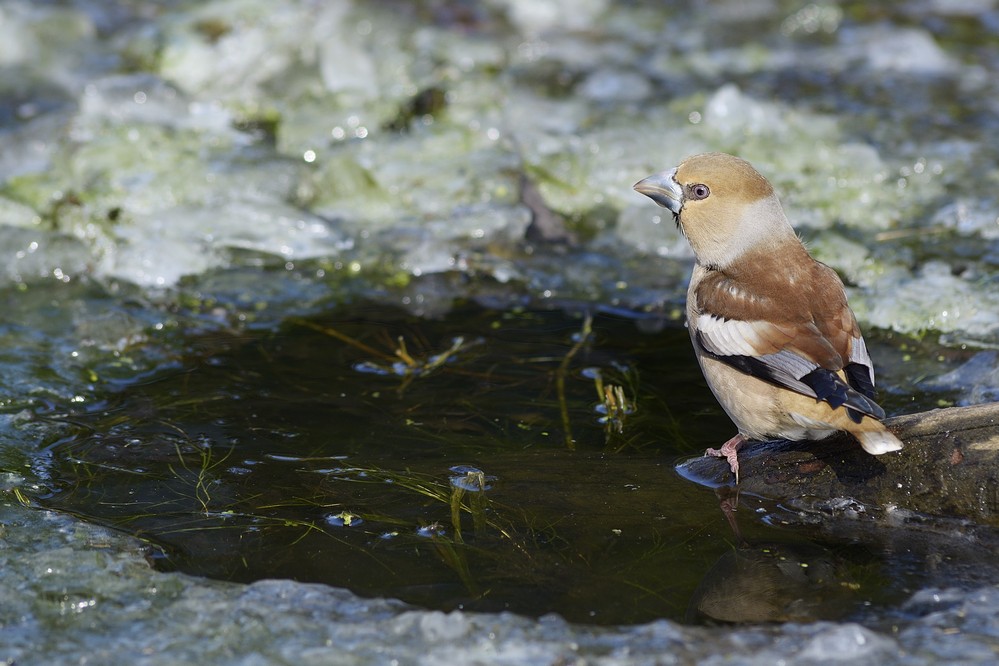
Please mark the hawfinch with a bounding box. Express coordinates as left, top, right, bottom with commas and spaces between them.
633, 153, 903, 482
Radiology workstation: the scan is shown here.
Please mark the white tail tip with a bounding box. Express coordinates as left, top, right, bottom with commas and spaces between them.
858, 429, 904, 455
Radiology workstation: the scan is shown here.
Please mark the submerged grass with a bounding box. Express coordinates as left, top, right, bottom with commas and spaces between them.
168, 442, 235, 516
556, 313, 593, 451
294, 316, 484, 394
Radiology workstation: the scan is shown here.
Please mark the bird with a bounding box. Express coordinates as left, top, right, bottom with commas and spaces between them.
633, 152, 903, 482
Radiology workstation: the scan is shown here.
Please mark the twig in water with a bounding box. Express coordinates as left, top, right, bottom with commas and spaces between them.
556, 313, 593, 451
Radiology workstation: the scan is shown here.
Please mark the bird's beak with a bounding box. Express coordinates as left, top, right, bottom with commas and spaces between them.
633, 167, 682, 215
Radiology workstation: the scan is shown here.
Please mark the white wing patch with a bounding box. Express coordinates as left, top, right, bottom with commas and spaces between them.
696, 314, 767, 357
696, 313, 824, 398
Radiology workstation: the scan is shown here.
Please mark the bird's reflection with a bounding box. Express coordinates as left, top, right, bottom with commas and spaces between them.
687, 487, 861, 623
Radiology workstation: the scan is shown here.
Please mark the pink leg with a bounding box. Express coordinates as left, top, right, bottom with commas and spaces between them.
718, 488, 743, 543
705, 433, 746, 484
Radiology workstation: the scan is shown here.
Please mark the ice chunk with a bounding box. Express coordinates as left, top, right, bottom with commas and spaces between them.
0, 196, 42, 229
703, 83, 791, 137
381, 203, 531, 281
578, 68, 651, 103
841, 26, 957, 74
797, 624, 897, 661
314, 3, 379, 97
158, 2, 314, 99
418, 611, 471, 642
902, 587, 969, 614
309, 126, 521, 229
614, 204, 693, 260
0, 112, 71, 182
930, 199, 999, 238
494, 0, 610, 36
77, 74, 231, 133
919, 351, 999, 405
0, 2, 95, 68
853, 261, 999, 341
0, 225, 91, 284
107, 201, 348, 288
805, 232, 873, 286
318, 37, 378, 97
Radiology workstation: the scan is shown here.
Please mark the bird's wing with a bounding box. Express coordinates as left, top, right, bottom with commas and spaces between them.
693, 265, 884, 421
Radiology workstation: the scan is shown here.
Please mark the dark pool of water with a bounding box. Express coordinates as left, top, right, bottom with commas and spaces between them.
33, 302, 997, 625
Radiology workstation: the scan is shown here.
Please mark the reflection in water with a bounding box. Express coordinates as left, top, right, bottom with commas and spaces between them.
688, 489, 861, 624
689, 540, 859, 624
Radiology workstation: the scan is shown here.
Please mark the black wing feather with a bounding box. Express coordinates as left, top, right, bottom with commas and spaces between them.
844, 361, 877, 400
695, 330, 885, 421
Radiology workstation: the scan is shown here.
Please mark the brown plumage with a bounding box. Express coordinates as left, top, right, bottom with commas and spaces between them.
634, 152, 902, 481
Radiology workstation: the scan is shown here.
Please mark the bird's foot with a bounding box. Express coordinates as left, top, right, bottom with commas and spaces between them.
705, 433, 746, 484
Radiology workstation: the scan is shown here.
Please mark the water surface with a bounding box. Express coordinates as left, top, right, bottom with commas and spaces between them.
36, 302, 989, 625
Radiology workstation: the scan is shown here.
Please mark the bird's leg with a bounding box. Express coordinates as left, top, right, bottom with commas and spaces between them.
716, 486, 746, 545
705, 433, 746, 483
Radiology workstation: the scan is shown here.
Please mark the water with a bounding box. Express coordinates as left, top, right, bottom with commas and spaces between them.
32, 302, 988, 626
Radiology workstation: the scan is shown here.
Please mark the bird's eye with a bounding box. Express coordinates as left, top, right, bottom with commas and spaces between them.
687, 183, 710, 201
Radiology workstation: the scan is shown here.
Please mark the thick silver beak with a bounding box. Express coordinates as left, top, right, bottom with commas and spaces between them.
633, 167, 682, 215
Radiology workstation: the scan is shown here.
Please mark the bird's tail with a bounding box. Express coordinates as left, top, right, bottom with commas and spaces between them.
856, 428, 904, 455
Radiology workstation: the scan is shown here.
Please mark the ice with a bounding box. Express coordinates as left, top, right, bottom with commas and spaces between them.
77, 74, 231, 133
308, 126, 521, 230
707, 0, 782, 23
0, 113, 69, 183
702, 83, 804, 138
0, 1, 964, 314
919, 351, 999, 405
0, 2, 95, 70
898, 587, 999, 663
781, 4, 843, 36
107, 201, 348, 288
930, 199, 999, 238
158, 1, 315, 100
500, 88, 592, 138
0, 196, 41, 229
7, 498, 999, 666
613, 203, 694, 260
416, 610, 472, 641
315, 3, 379, 98
795, 624, 898, 662
805, 232, 874, 286
383, 203, 531, 282
842, 25, 958, 74
902, 587, 970, 614
924, 0, 998, 15
537, 33, 643, 74
518, 117, 705, 221
578, 68, 651, 103
0, 225, 90, 284
854, 261, 999, 342
494, 0, 611, 36
0, 63, 366, 289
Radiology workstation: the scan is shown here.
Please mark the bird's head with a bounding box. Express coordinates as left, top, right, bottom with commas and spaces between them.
634, 152, 797, 269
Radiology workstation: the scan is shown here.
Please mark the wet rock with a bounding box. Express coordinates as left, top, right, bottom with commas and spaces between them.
678, 402, 999, 526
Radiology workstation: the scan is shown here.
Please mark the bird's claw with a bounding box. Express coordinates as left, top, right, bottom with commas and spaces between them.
705, 434, 745, 484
